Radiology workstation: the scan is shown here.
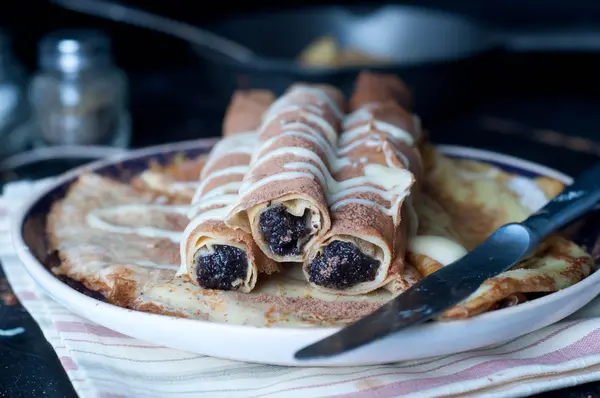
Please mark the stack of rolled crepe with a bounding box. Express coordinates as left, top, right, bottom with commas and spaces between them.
304, 73, 424, 295
179, 72, 435, 296
178, 90, 279, 293
226, 84, 346, 262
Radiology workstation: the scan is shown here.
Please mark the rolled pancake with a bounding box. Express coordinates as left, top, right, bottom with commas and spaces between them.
348, 70, 412, 111
226, 84, 346, 262
46, 172, 395, 324
179, 90, 279, 293
130, 90, 275, 203
222, 90, 276, 138
46, 146, 594, 323
305, 74, 423, 295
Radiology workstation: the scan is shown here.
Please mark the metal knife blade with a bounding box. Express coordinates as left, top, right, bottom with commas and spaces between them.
295, 162, 600, 360
294, 223, 537, 359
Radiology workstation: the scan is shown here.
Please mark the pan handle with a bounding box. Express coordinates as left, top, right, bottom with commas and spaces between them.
498, 28, 600, 52
49, 0, 257, 64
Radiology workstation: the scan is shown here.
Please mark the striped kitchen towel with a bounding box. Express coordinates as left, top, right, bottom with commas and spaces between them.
4, 179, 600, 398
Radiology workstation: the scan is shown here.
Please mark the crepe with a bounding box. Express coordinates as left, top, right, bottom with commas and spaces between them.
441, 235, 594, 319
402, 159, 595, 319
226, 84, 346, 262
47, 173, 186, 307
348, 70, 412, 111
424, 148, 566, 249
409, 235, 595, 320
46, 147, 595, 325
133, 156, 206, 203
303, 73, 422, 295
46, 174, 395, 326
45, 72, 595, 325
383, 185, 468, 295
179, 90, 279, 293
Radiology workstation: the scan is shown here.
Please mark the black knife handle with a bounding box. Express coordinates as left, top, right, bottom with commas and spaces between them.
523, 162, 600, 238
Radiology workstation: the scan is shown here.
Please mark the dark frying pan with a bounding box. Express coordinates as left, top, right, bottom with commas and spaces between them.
51, 0, 600, 120
199, 5, 495, 120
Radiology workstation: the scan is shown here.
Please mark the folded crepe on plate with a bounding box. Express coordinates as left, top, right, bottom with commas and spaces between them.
133, 156, 207, 203
405, 161, 595, 319
226, 84, 346, 262
397, 185, 469, 293
45, 71, 595, 325
438, 236, 594, 319
179, 90, 279, 293
423, 149, 565, 249
304, 72, 423, 295
47, 173, 187, 307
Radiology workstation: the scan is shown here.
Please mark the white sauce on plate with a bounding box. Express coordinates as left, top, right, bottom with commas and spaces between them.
408, 235, 468, 266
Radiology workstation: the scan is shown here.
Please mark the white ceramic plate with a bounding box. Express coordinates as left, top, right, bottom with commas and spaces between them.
11, 140, 600, 366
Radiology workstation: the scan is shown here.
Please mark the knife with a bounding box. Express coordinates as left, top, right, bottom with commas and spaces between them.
295, 162, 600, 360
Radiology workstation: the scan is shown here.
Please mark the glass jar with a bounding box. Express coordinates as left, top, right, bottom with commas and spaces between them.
29, 29, 131, 147
0, 30, 30, 159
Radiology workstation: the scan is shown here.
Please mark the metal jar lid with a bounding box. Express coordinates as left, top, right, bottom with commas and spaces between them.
38, 29, 112, 73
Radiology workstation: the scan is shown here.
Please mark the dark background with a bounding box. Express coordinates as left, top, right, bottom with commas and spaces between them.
2, 1, 600, 397
2, 0, 600, 166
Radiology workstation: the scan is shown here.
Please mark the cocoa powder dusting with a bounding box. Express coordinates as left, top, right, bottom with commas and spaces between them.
152, 239, 180, 264
238, 293, 381, 322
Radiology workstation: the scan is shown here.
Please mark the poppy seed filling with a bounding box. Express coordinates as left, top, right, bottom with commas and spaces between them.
308, 240, 379, 289
259, 204, 311, 256
195, 245, 248, 290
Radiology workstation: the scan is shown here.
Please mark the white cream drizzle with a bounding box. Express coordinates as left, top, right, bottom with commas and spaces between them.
133, 261, 180, 270
239, 171, 315, 196
201, 181, 242, 200
138, 172, 200, 195
265, 85, 344, 121
237, 90, 420, 229
168, 181, 201, 192
86, 86, 423, 275
85, 133, 258, 274
343, 104, 422, 142
177, 206, 234, 276
260, 85, 344, 146
86, 204, 184, 243
177, 132, 261, 275
342, 106, 373, 128
192, 165, 250, 204
262, 106, 338, 146
408, 235, 467, 266
181, 206, 232, 239
258, 128, 410, 170
339, 120, 415, 147
506, 176, 549, 212
200, 132, 256, 179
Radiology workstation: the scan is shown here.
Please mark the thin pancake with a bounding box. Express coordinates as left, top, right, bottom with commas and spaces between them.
133, 156, 206, 203
48, 174, 394, 326
47, 174, 184, 307
47, 148, 594, 325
